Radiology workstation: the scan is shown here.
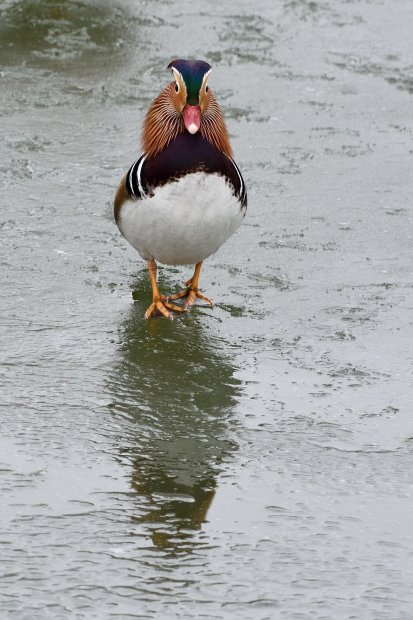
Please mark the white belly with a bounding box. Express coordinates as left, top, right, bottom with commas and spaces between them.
118, 172, 244, 265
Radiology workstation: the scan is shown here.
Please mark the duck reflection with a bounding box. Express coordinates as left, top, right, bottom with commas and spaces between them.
108, 271, 241, 553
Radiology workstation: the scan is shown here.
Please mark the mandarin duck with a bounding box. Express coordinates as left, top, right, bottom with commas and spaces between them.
114, 59, 247, 319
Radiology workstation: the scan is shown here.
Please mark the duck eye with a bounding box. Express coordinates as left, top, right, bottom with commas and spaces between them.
175, 83, 179, 93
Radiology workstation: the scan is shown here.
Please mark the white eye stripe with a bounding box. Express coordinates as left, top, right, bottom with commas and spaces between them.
201, 69, 212, 92
171, 67, 183, 82
171, 67, 187, 96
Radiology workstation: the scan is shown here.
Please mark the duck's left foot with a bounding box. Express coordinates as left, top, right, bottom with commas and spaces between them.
168, 286, 213, 309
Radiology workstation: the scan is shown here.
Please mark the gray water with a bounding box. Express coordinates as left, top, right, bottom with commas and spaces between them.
1, 0, 413, 618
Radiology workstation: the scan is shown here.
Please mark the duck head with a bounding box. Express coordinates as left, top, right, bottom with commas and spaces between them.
168, 59, 212, 134
141, 58, 232, 159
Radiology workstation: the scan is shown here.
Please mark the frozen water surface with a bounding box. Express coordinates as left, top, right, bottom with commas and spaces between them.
1, 0, 413, 618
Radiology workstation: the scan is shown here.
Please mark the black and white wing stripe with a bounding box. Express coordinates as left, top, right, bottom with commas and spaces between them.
229, 157, 247, 208
125, 155, 149, 200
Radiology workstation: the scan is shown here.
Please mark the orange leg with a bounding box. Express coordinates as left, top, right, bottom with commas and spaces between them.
168, 261, 213, 309
144, 259, 188, 320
